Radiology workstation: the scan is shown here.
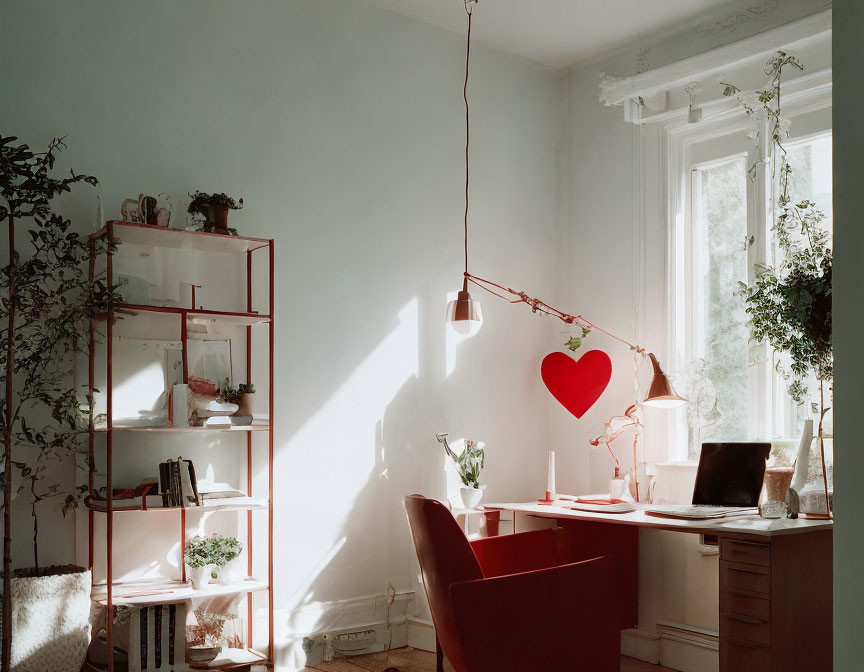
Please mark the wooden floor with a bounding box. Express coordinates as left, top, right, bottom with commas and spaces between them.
302, 647, 676, 671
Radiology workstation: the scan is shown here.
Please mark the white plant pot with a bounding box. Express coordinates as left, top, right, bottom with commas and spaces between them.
460, 486, 484, 510
216, 556, 244, 585
5, 567, 91, 672
189, 565, 211, 591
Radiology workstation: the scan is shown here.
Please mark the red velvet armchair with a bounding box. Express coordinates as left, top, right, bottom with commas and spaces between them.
404, 494, 623, 672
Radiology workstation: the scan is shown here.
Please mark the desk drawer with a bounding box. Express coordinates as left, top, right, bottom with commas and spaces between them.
720, 591, 770, 621
720, 538, 770, 567
721, 637, 770, 672
721, 611, 770, 645
721, 561, 770, 598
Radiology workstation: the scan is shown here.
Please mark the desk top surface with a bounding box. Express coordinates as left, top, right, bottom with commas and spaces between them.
484, 501, 833, 537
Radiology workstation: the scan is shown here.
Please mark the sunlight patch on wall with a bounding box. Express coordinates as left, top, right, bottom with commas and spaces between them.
278, 297, 419, 607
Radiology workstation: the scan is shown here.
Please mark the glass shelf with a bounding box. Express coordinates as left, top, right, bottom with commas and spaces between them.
91, 578, 268, 607
94, 423, 270, 433
101, 303, 271, 327
92, 220, 270, 255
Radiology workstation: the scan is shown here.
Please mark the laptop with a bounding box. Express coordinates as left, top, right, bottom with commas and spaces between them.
645, 442, 771, 519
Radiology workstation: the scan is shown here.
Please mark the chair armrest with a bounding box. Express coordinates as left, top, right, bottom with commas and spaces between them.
470, 529, 559, 577
449, 555, 621, 672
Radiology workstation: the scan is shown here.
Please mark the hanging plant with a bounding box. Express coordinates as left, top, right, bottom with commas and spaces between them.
727, 52, 832, 405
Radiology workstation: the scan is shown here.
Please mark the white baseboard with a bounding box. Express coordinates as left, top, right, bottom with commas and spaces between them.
656, 622, 718, 672
623, 623, 718, 672
621, 629, 660, 664
276, 590, 414, 672
407, 616, 435, 652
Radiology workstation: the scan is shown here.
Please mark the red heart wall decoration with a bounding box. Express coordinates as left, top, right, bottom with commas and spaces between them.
541, 350, 612, 419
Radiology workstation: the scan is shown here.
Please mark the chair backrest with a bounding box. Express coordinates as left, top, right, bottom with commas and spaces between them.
404, 494, 482, 672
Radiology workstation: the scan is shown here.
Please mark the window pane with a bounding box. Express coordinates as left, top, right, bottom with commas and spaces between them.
690, 157, 749, 455
786, 134, 832, 234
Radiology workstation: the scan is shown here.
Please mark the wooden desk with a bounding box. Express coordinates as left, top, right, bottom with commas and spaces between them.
485, 502, 833, 672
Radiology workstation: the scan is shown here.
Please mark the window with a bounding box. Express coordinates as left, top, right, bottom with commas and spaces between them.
668, 106, 832, 461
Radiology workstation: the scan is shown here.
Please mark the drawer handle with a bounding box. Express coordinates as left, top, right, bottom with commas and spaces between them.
729, 638, 765, 649
724, 612, 766, 625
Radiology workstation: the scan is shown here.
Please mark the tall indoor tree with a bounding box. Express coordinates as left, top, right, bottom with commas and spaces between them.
0, 135, 112, 671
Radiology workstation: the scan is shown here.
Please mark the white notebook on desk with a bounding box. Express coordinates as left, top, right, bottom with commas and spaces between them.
644, 504, 759, 520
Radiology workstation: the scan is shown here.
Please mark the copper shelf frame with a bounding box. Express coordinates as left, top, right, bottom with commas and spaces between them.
87, 221, 275, 670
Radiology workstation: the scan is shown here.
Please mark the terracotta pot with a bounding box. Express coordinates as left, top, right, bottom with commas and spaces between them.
205, 203, 230, 234
234, 393, 255, 416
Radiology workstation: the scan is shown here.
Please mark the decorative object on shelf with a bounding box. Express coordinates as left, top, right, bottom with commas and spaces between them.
170, 383, 190, 427
84, 478, 159, 512
541, 350, 612, 419
762, 466, 795, 519
158, 457, 201, 508
216, 378, 255, 413
538, 450, 557, 504
726, 52, 833, 517
0, 133, 120, 667
120, 192, 173, 227
186, 600, 244, 661
187, 191, 244, 235
187, 645, 221, 664
184, 535, 243, 590
209, 535, 243, 585
445, 0, 483, 337
436, 433, 486, 510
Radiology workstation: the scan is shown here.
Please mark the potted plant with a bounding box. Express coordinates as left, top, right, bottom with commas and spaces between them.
216, 379, 255, 417
184, 534, 243, 589
1, 134, 115, 672
728, 52, 833, 513
435, 433, 486, 509
185, 535, 213, 590
210, 535, 243, 585
187, 191, 243, 235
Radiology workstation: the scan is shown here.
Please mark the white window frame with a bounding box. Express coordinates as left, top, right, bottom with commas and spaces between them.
660, 82, 832, 461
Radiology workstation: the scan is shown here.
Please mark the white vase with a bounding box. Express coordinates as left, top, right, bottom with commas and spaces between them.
3, 567, 91, 672
215, 556, 244, 585
189, 565, 211, 590
460, 486, 484, 510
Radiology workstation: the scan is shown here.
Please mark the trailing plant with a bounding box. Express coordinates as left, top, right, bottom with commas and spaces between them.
216, 378, 255, 404
1, 134, 116, 669
726, 53, 832, 406
186, 191, 244, 216
435, 433, 485, 489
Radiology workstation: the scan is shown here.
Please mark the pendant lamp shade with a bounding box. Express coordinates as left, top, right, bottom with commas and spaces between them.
447, 278, 483, 336
643, 353, 686, 408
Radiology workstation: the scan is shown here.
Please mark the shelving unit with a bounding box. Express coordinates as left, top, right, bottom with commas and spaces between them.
87, 221, 274, 671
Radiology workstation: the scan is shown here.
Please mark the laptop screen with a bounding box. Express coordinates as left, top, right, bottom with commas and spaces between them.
691, 442, 771, 506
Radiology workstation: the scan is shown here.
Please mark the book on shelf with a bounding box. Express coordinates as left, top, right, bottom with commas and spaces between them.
158, 457, 201, 507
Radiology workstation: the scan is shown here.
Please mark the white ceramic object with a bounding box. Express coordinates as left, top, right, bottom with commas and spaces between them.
187, 646, 222, 663
460, 486, 484, 510
216, 556, 244, 585
609, 478, 626, 499
189, 565, 211, 590
3, 568, 91, 672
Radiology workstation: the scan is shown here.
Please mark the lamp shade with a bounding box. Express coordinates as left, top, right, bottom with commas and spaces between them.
643, 353, 686, 408
446, 281, 482, 337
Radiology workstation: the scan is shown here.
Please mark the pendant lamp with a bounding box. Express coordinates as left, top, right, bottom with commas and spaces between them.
446, 0, 482, 337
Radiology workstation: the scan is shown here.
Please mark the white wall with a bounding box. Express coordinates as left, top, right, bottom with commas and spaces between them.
0, 0, 564, 667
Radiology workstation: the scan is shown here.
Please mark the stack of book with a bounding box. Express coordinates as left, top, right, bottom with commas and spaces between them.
158, 457, 201, 507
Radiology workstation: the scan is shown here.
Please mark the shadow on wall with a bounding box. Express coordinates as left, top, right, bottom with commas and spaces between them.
271, 292, 531, 669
